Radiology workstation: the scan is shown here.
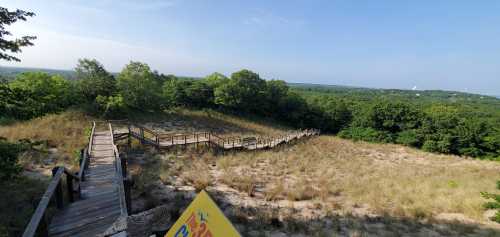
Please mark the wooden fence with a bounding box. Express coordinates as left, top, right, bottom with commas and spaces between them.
109, 120, 320, 151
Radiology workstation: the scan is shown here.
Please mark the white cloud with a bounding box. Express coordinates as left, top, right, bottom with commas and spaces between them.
243, 10, 305, 28
66, 0, 178, 12
0, 25, 210, 75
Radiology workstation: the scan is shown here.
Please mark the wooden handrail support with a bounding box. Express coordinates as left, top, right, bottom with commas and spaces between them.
23, 122, 97, 237
22, 167, 80, 237
109, 123, 130, 216
78, 148, 89, 182
88, 121, 96, 157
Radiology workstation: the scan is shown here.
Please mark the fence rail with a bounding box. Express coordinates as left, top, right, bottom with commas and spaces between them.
22, 122, 96, 237
110, 120, 320, 151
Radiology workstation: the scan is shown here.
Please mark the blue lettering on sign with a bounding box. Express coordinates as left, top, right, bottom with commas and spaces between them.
174, 224, 189, 237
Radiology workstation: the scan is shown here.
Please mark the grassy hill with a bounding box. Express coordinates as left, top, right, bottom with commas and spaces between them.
2, 109, 499, 236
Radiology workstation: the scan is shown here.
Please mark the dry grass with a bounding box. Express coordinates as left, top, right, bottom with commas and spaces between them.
214, 136, 500, 222
122, 113, 500, 235
220, 169, 257, 196
120, 108, 289, 137
0, 110, 95, 166
181, 159, 212, 191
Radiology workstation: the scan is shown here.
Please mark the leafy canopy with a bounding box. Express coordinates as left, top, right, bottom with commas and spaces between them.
117, 61, 163, 111
75, 58, 115, 101
0, 7, 36, 61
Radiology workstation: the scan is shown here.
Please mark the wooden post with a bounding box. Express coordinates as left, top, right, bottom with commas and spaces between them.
124, 179, 131, 214
127, 124, 132, 148
120, 155, 127, 177
66, 174, 74, 202
208, 133, 211, 150
52, 167, 64, 209
140, 127, 144, 144
79, 149, 84, 167
37, 212, 49, 237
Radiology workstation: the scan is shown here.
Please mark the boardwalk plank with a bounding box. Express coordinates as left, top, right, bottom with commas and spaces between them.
48, 129, 123, 237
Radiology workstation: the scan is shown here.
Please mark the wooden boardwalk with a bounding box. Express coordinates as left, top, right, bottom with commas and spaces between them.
113, 122, 320, 151
47, 128, 128, 237
23, 121, 319, 237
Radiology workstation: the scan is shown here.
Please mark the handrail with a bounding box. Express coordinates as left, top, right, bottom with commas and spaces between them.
23, 166, 80, 237
23, 122, 97, 237
110, 120, 320, 150
88, 121, 96, 157
109, 123, 129, 216
78, 148, 88, 181
22, 168, 64, 237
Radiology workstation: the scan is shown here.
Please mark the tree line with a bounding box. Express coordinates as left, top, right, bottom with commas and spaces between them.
1, 58, 499, 162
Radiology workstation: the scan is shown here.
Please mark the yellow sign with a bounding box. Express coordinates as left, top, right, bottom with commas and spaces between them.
165, 190, 241, 237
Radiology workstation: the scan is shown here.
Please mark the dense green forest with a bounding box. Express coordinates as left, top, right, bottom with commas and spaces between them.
1, 59, 499, 176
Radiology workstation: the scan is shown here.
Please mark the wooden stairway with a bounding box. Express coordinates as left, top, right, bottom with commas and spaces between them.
48, 130, 126, 237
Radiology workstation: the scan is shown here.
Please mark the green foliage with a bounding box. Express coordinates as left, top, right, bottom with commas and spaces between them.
368, 101, 422, 133
0, 177, 47, 237
1, 59, 498, 160
75, 58, 115, 101
396, 129, 422, 147
2, 72, 77, 119
481, 181, 500, 223
338, 127, 392, 143
0, 138, 26, 181
163, 79, 214, 108
116, 61, 163, 111
0, 7, 36, 62
214, 69, 266, 113
204, 72, 229, 88
95, 95, 126, 118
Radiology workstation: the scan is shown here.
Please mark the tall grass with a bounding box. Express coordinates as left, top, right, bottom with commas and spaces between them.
0, 110, 95, 166
214, 136, 500, 221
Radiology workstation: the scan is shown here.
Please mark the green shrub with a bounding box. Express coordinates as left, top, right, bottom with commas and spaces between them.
396, 130, 422, 147
481, 180, 500, 223
0, 139, 26, 181
96, 95, 127, 118
338, 127, 392, 143
75, 58, 116, 101
117, 61, 163, 111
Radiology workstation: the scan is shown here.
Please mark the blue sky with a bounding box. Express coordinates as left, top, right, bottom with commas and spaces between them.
1, 0, 500, 95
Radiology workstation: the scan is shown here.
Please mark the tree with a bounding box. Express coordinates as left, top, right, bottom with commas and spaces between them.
116, 61, 163, 111
0, 7, 36, 61
214, 69, 266, 112
184, 81, 214, 108
262, 80, 289, 115
319, 97, 352, 133
162, 77, 189, 107
368, 101, 422, 133
75, 58, 115, 101
204, 72, 229, 88
9, 72, 74, 117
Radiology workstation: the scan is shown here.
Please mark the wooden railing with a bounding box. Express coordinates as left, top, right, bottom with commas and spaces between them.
110, 120, 320, 151
22, 167, 81, 237
109, 123, 131, 215
22, 122, 96, 237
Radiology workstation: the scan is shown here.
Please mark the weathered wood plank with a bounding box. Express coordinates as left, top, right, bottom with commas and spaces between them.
47, 126, 126, 237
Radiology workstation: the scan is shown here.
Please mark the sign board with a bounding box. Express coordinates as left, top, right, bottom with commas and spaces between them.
165, 190, 241, 237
